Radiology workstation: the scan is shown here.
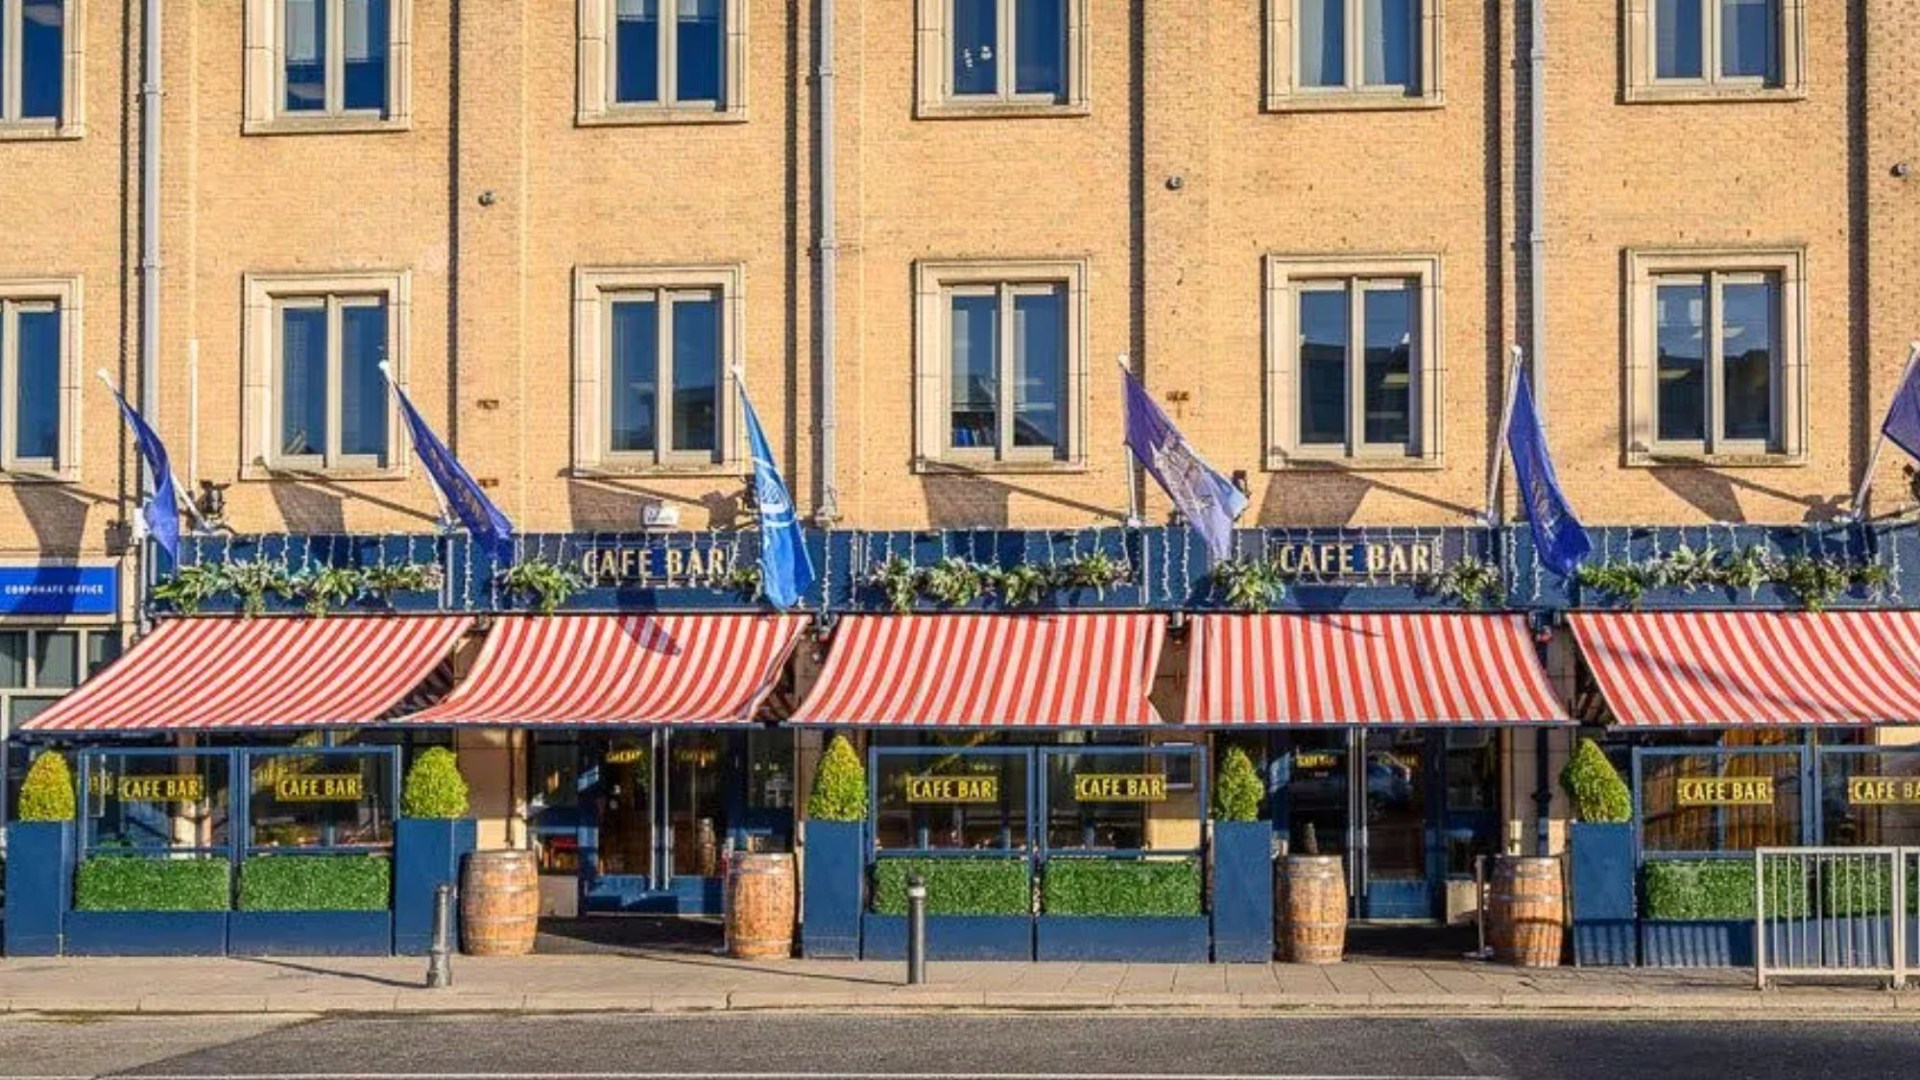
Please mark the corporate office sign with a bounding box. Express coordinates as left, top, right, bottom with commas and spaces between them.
0, 565, 118, 617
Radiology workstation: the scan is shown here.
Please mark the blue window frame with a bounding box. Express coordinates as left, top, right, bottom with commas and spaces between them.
0, 297, 62, 471
282, 0, 390, 116
612, 0, 726, 108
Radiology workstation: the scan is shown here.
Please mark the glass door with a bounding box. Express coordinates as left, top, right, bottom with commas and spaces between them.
1280, 732, 1354, 896
1357, 728, 1431, 919
661, 730, 728, 885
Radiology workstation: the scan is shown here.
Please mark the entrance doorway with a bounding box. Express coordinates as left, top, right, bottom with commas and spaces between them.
1273, 729, 1499, 921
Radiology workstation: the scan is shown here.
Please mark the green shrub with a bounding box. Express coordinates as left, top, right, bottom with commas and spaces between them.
239, 855, 392, 911
1560, 738, 1631, 824
871, 857, 1028, 916
1212, 747, 1263, 822
18, 751, 76, 822
808, 734, 868, 822
400, 747, 470, 819
1642, 858, 1808, 920
75, 857, 230, 911
1042, 858, 1203, 917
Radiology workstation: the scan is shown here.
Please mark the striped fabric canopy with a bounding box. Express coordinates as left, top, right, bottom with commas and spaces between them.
789, 614, 1167, 728
1570, 611, 1920, 727
20, 616, 473, 733
399, 614, 807, 726
1185, 613, 1570, 726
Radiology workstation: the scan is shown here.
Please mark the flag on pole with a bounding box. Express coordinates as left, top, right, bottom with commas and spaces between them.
1121, 366, 1249, 563
1506, 369, 1591, 576
104, 381, 181, 561
384, 369, 516, 564
739, 384, 815, 608
1878, 351, 1920, 464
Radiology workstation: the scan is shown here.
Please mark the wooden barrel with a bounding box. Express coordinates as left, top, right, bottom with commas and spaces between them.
1491, 856, 1564, 968
1277, 855, 1347, 964
460, 849, 540, 956
725, 852, 796, 960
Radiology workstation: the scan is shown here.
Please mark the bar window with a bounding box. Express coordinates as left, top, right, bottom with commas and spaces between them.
0, 0, 65, 127
1294, 280, 1417, 455
611, 0, 726, 108
0, 297, 63, 473
1653, 0, 1779, 84
604, 288, 722, 464
948, 0, 1066, 102
281, 0, 390, 115
272, 294, 392, 471
1652, 272, 1779, 454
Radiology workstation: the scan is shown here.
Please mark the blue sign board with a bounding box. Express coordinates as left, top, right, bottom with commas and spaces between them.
0, 565, 119, 617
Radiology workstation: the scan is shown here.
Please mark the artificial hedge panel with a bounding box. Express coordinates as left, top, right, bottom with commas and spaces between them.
1042, 857, 1203, 917
1642, 858, 1809, 920
1814, 861, 1920, 917
239, 855, 392, 911
75, 857, 231, 911
870, 857, 1029, 916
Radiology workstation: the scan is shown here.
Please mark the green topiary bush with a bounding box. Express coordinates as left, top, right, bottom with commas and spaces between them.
400, 747, 469, 819
808, 734, 868, 822
17, 751, 76, 822
1642, 858, 1808, 920
1042, 858, 1203, 917
75, 857, 231, 911
1211, 747, 1263, 822
239, 855, 392, 911
1560, 738, 1632, 824
870, 857, 1028, 915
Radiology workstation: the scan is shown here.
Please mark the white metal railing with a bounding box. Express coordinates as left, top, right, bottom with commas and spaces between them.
1755, 847, 1910, 990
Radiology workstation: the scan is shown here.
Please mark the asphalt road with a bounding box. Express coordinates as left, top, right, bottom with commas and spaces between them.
1, 1013, 1917, 1080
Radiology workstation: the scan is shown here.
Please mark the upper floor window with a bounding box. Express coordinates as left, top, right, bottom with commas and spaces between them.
1625, 0, 1804, 103
914, 259, 1087, 470
1268, 0, 1442, 111
0, 0, 82, 139
0, 278, 79, 481
916, 0, 1088, 118
1265, 255, 1440, 468
244, 0, 412, 133
1626, 248, 1806, 465
578, 0, 746, 125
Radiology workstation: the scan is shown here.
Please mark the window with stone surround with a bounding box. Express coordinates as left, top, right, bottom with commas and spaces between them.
1624, 0, 1805, 103
577, 0, 746, 126
243, 271, 409, 478
1625, 248, 1806, 465
0, 0, 83, 139
572, 265, 745, 475
1264, 255, 1441, 468
913, 259, 1087, 470
244, 0, 412, 134
0, 277, 81, 481
916, 0, 1089, 119
1266, 0, 1443, 112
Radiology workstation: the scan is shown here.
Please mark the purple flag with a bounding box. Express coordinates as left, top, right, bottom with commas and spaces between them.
1882, 358, 1920, 464
1121, 367, 1249, 562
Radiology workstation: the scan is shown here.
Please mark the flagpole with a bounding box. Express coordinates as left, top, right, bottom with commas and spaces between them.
378, 361, 455, 531
1118, 354, 1142, 527
96, 369, 209, 531
1484, 345, 1526, 526
1850, 342, 1920, 519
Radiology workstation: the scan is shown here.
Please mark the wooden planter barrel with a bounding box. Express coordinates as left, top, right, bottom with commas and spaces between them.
1277, 855, 1347, 964
725, 852, 796, 960
461, 849, 540, 956
1491, 855, 1565, 968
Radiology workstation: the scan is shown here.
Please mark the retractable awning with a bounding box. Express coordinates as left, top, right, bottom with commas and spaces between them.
1569, 610, 1920, 727
397, 614, 807, 726
789, 614, 1167, 728
20, 616, 474, 733
1185, 613, 1571, 726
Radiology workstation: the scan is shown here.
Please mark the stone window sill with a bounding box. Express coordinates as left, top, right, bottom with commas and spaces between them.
1265, 453, 1442, 473
1627, 450, 1807, 469
0, 122, 84, 141
0, 469, 80, 485
243, 115, 412, 137
571, 462, 746, 480
1265, 91, 1444, 114
576, 108, 748, 128
1623, 85, 1807, 106
915, 100, 1091, 121
913, 457, 1087, 476
241, 464, 410, 482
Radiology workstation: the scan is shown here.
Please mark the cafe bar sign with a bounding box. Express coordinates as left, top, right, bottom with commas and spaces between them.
1270, 539, 1445, 581
273, 773, 365, 802
576, 541, 736, 588
1073, 774, 1168, 803
89, 774, 205, 803
1847, 777, 1920, 805
1676, 777, 1775, 807
905, 775, 1000, 804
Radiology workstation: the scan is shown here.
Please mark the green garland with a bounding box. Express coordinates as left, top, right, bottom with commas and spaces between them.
1209, 555, 1502, 612
497, 557, 585, 614
152, 560, 446, 617
865, 553, 1134, 612
1573, 544, 1888, 612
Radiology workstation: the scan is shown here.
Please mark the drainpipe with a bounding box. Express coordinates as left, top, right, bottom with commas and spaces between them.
1523, 0, 1552, 859
138, 0, 164, 629
814, 0, 841, 523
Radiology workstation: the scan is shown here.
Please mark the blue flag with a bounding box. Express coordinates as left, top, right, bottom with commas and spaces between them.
106, 385, 181, 561
740, 386, 815, 608
1121, 367, 1249, 563
1879, 355, 1920, 465
1507, 369, 1591, 577
388, 375, 516, 564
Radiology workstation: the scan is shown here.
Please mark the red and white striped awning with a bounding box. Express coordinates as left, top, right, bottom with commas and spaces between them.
1185, 614, 1570, 726
399, 614, 807, 726
1570, 611, 1920, 727
20, 616, 473, 733
790, 614, 1167, 728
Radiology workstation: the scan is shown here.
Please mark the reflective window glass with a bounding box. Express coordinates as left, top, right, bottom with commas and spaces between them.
1011, 287, 1064, 450
338, 301, 388, 460
1362, 0, 1416, 88
1720, 0, 1776, 80
284, 0, 328, 111
342, 0, 389, 111
1298, 287, 1350, 445
33, 631, 77, 689
669, 294, 720, 454
614, 0, 661, 103
21, 0, 64, 120
1299, 0, 1346, 88
1012, 0, 1065, 96
15, 306, 60, 463
609, 298, 660, 454
1361, 284, 1413, 447
1655, 0, 1705, 79
279, 305, 329, 458
1655, 280, 1707, 443
949, 293, 999, 450
951, 0, 999, 96
675, 0, 723, 103
1721, 278, 1776, 443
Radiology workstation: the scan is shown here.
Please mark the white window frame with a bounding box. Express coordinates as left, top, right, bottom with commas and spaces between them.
1623, 0, 1804, 103
0, 278, 81, 483
1265, 255, 1441, 469
599, 286, 729, 469
915, 0, 1089, 119
243, 0, 412, 134
1266, 0, 1442, 112
913, 258, 1088, 472
576, 0, 747, 126
572, 265, 745, 477
243, 271, 410, 480
0, 0, 83, 140
1625, 247, 1806, 466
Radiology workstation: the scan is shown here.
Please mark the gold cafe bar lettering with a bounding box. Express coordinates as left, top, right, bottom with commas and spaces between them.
577, 542, 734, 587
1847, 777, 1920, 805
1268, 538, 1444, 580
274, 773, 365, 802
905, 775, 1000, 804
89, 774, 205, 802
1676, 776, 1775, 807
1073, 774, 1169, 803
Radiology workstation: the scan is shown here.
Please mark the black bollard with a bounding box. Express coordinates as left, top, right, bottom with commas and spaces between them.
906, 873, 928, 985
427, 882, 454, 989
